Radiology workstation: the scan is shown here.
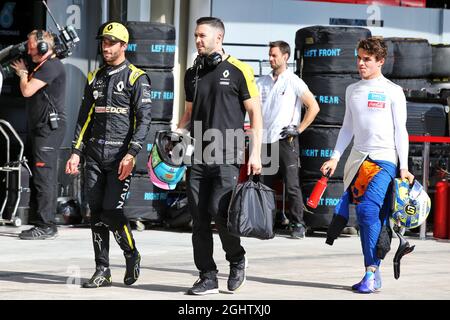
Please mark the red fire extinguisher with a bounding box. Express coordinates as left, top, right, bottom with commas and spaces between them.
433, 179, 448, 239
307, 171, 331, 209
448, 180, 450, 239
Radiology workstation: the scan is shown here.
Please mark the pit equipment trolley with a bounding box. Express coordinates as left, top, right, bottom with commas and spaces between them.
0, 120, 31, 227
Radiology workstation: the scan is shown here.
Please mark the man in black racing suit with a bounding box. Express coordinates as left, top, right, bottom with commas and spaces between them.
65, 22, 152, 288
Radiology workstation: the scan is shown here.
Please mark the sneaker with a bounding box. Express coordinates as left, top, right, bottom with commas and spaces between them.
82, 266, 112, 288
227, 256, 247, 292
291, 223, 306, 239
124, 250, 141, 285
352, 269, 382, 292
187, 272, 219, 295
351, 271, 381, 293
19, 226, 58, 240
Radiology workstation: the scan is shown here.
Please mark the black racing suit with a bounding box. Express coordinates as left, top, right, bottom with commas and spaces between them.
71, 60, 152, 267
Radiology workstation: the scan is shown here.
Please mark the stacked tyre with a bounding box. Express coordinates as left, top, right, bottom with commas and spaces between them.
123, 21, 176, 223
126, 21, 176, 122
429, 44, 450, 135
295, 26, 371, 229
384, 38, 434, 105
295, 25, 371, 125
429, 44, 450, 94
410, 43, 450, 222
383, 38, 432, 93
299, 125, 356, 229
382, 38, 447, 137
384, 38, 432, 86
385, 38, 448, 178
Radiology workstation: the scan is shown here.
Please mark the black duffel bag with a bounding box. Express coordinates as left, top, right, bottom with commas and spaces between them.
227, 175, 276, 240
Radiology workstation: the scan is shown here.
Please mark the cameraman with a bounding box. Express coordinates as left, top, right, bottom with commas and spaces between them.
11, 30, 66, 240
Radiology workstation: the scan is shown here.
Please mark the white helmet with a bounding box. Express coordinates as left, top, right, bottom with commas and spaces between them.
391, 178, 431, 229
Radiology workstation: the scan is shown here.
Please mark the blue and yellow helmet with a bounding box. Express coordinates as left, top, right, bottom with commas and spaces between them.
391, 178, 431, 229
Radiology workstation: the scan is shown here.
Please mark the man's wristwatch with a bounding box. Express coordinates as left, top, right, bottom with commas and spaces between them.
18, 70, 28, 78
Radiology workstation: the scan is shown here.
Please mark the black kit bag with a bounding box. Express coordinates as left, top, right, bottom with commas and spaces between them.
227, 175, 276, 240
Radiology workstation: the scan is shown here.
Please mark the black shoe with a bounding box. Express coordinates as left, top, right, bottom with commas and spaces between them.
19, 226, 58, 240
227, 256, 247, 292
124, 250, 141, 285
291, 223, 306, 239
82, 266, 112, 288
187, 272, 219, 295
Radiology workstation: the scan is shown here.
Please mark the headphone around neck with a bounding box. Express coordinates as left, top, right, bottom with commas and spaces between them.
36, 30, 49, 55
193, 52, 222, 70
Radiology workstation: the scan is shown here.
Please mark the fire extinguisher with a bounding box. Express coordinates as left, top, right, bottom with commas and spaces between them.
307, 171, 331, 209
448, 180, 450, 239
433, 179, 448, 239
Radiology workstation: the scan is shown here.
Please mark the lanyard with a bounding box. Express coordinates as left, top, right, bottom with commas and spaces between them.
28, 54, 55, 81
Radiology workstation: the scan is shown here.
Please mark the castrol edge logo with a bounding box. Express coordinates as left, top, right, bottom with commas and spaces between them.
95, 106, 128, 114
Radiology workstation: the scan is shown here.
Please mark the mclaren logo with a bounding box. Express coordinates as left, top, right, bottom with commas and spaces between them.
95, 106, 128, 114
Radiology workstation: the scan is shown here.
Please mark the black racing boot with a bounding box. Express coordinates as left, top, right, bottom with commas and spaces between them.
82, 266, 112, 288
124, 250, 141, 285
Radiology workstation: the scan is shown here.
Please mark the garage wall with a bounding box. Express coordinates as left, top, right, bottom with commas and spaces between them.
47, 0, 103, 148
205, 0, 448, 76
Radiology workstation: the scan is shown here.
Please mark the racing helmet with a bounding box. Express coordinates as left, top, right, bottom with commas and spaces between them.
56, 198, 82, 225
391, 178, 431, 229
147, 130, 194, 190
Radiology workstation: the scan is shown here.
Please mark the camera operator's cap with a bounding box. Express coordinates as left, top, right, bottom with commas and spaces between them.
97, 22, 129, 43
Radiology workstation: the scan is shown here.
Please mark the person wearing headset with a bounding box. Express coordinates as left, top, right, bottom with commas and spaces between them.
10, 30, 66, 240
177, 16, 262, 295
66, 22, 151, 288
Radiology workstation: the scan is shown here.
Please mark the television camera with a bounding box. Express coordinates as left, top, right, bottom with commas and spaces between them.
0, 0, 79, 79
